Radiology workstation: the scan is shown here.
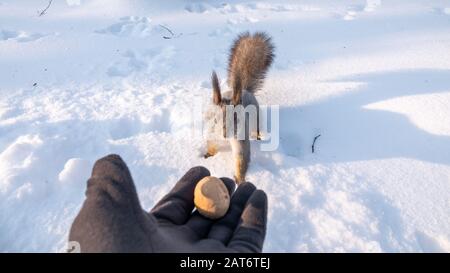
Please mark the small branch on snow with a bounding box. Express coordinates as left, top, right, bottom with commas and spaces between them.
312, 134, 321, 153
38, 0, 53, 17
159, 24, 182, 39
159, 24, 174, 37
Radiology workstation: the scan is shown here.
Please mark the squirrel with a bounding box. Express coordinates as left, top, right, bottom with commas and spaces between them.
204, 32, 275, 184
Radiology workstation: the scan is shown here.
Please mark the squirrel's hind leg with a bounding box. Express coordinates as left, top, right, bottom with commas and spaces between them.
231, 139, 250, 184
204, 140, 219, 158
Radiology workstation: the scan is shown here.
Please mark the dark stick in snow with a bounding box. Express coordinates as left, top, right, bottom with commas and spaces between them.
312, 134, 321, 153
159, 24, 175, 39
159, 24, 182, 39
38, 0, 53, 17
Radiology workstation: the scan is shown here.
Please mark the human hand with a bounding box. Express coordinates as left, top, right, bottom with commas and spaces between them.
69, 154, 268, 252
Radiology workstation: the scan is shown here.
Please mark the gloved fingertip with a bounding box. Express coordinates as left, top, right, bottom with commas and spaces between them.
219, 177, 236, 195
91, 154, 132, 183
102, 153, 124, 162
184, 166, 211, 181
237, 182, 256, 193
249, 190, 268, 209
241, 189, 268, 229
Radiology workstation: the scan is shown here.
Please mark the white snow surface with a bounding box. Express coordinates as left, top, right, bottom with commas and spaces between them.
1, 0, 450, 252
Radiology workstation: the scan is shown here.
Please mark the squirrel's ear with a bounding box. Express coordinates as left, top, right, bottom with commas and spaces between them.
232, 74, 242, 105
212, 71, 221, 105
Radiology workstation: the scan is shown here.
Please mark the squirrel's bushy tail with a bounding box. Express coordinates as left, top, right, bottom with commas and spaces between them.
227, 32, 274, 94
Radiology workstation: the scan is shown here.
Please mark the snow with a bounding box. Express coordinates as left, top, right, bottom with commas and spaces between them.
1, 0, 450, 253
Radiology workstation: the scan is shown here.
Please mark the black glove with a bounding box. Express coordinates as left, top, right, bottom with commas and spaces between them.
69, 154, 268, 252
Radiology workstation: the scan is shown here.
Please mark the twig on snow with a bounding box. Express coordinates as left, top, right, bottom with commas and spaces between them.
38, 0, 53, 17
159, 24, 182, 39
312, 134, 321, 153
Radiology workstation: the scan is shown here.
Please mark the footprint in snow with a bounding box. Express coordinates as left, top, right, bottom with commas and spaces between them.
184, 3, 211, 13
341, 1, 381, 21
342, 5, 364, 21
0, 29, 50, 43
95, 16, 171, 38
208, 25, 235, 37
432, 7, 450, 16
184, 3, 253, 15
107, 47, 176, 78
247, 3, 296, 12
227, 16, 259, 25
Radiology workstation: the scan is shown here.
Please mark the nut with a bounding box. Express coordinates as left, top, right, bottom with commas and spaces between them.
194, 176, 230, 219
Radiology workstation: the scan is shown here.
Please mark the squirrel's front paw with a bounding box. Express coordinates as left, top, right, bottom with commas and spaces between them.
234, 175, 246, 185
252, 131, 262, 140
